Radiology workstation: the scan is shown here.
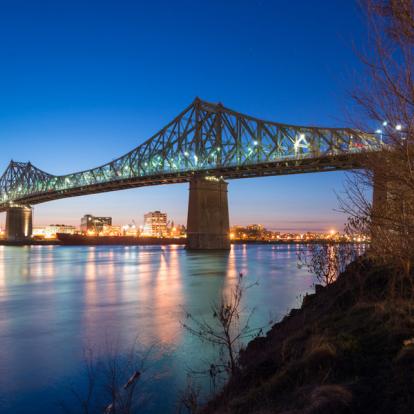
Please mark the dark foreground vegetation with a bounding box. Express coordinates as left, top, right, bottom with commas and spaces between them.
202, 259, 414, 414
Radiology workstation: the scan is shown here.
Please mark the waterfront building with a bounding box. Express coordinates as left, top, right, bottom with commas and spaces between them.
229, 224, 364, 243
230, 224, 268, 240
121, 221, 141, 237
32, 224, 76, 239
46, 224, 76, 238
107, 225, 121, 236
143, 211, 167, 237
168, 223, 187, 238
81, 214, 112, 234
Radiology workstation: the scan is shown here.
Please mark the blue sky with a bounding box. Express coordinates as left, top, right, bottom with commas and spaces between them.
0, 0, 368, 231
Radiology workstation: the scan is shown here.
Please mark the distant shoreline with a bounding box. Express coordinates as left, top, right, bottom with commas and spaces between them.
0, 237, 368, 247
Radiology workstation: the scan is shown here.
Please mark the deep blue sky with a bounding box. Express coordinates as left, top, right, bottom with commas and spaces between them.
0, 0, 368, 231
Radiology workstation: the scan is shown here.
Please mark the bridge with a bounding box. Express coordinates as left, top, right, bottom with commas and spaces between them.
0, 98, 381, 248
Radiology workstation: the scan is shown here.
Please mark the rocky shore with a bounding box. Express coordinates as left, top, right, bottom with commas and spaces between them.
203, 259, 414, 414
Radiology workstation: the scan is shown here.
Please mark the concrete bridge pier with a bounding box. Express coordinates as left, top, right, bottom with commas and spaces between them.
5, 204, 33, 241
372, 168, 387, 212
186, 176, 230, 250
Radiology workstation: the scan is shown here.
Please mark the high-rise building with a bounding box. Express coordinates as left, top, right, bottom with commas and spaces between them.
81, 214, 112, 233
143, 211, 167, 237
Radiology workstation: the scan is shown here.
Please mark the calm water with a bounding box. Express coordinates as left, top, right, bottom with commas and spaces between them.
0, 244, 316, 413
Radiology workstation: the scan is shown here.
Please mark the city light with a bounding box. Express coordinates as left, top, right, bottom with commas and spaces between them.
32, 224, 77, 239
396, 124, 402, 131
28, 213, 185, 240
228, 224, 367, 243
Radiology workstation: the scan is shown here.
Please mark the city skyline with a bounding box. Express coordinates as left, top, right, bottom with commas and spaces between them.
8, 200, 345, 234
0, 174, 349, 233
0, 1, 369, 232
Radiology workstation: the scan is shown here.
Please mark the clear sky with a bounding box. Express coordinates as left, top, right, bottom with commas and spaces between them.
0, 0, 369, 232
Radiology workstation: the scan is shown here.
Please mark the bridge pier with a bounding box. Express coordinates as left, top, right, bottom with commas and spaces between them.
5, 204, 33, 241
372, 168, 387, 214
371, 169, 384, 245
187, 176, 230, 250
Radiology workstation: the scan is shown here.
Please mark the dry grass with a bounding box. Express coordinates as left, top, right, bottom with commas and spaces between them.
201, 259, 414, 414
305, 384, 353, 414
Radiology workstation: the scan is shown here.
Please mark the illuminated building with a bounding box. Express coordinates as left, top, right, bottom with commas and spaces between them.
33, 224, 76, 239
231, 224, 268, 240
47, 224, 76, 236
122, 223, 139, 236
168, 223, 186, 238
81, 215, 112, 233
229, 224, 368, 243
143, 211, 167, 237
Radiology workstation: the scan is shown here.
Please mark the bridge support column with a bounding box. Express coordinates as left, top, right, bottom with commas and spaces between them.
371, 165, 402, 248
5, 204, 33, 241
371, 168, 385, 245
187, 176, 230, 250
372, 168, 387, 212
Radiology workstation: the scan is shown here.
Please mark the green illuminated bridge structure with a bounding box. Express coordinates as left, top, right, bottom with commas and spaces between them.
0, 98, 381, 248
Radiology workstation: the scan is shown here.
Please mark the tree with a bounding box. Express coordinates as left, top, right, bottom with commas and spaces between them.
181, 273, 263, 383
59, 341, 156, 414
298, 243, 358, 286
176, 376, 201, 414
340, 0, 414, 290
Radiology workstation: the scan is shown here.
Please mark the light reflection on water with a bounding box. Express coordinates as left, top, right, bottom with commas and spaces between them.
0, 244, 319, 413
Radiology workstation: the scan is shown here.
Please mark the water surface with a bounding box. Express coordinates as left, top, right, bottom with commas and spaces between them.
0, 244, 316, 413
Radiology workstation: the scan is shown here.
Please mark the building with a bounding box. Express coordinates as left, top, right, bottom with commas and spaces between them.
168, 223, 187, 238
46, 224, 76, 238
246, 224, 266, 239
81, 214, 112, 233
107, 226, 121, 236
230, 224, 268, 240
143, 211, 167, 237
33, 224, 76, 239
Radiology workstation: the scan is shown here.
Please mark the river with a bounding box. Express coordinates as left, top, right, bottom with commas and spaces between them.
0, 244, 318, 413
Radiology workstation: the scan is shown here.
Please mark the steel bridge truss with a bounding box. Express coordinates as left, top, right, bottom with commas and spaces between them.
0, 98, 380, 210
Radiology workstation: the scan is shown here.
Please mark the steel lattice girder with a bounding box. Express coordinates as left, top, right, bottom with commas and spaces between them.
0, 98, 381, 211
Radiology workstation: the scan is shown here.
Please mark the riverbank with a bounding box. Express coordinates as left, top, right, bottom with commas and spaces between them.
0, 236, 367, 247
0, 235, 187, 246
203, 259, 414, 414
0, 239, 61, 246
